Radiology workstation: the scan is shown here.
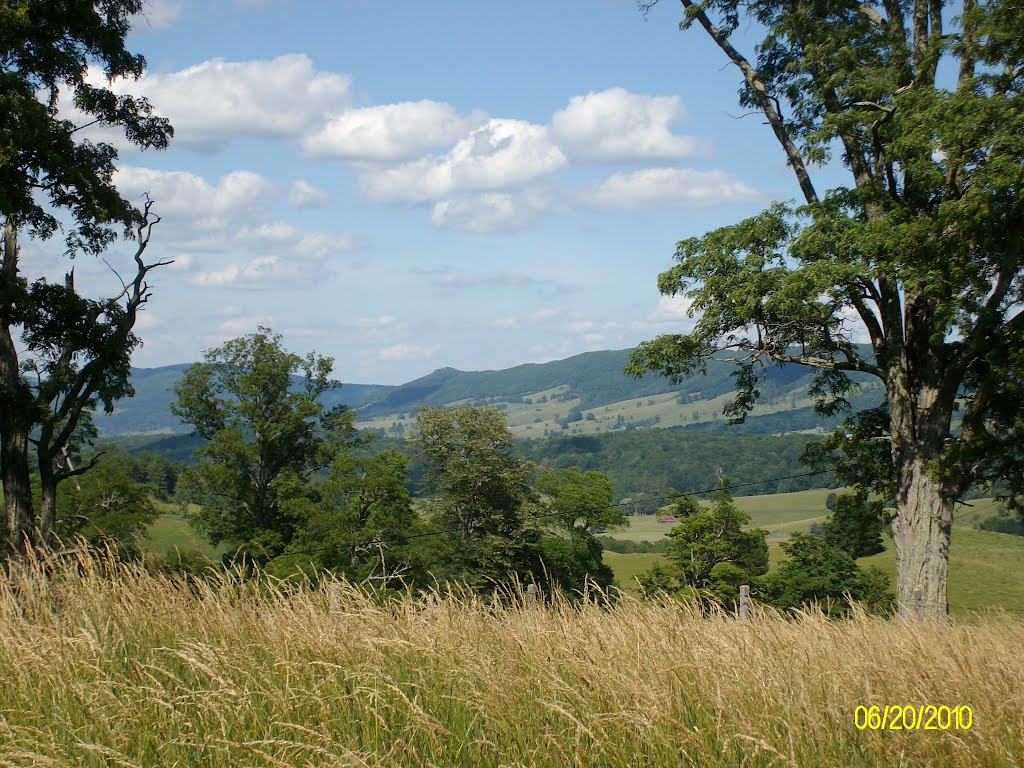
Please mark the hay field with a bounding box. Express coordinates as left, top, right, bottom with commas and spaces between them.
1, 553, 1022, 767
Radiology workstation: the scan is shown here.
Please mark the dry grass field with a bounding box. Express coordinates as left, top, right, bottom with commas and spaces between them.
1, 552, 1022, 767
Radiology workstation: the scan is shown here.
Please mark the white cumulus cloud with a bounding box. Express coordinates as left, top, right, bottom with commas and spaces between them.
114, 167, 353, 276
648, 294, 694, 323
103, 54, 351, 151
188, 256, 313, 290
551, 87, 697, 164
114, 166, 276, 232
288, 180, 332, 209
305, 100, 486, 162
587, 167, 761, 209
431, 191, 548, 233
359, 119, 567, 202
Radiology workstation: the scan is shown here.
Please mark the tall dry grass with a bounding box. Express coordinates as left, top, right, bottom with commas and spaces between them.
1, 551, 1021, 767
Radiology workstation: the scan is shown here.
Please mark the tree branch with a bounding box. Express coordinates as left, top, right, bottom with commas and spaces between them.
677, 0, 820, 205
773, 353, 881, 378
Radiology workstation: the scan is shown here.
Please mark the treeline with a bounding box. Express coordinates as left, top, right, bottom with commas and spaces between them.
96, 447, 185, 501
518, 430, 834, 512
115, 426, 837, 514
151, 330, 628, 600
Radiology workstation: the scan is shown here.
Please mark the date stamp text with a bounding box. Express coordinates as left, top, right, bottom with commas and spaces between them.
855, 705, 973, 730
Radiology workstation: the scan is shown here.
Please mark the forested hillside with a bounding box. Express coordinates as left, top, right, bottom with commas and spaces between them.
112, 424, 831, 513
518, 431, 826, 511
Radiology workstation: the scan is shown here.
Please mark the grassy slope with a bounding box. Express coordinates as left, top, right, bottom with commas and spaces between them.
358, 380, 881, 439
141, 500, 224, 559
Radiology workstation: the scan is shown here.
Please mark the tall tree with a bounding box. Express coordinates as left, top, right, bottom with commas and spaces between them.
630, 0, 1024, 619
25, 200, 169, 547
273, 448, 448, 590
171, 329, 359, 561
414, 406, 538, 589
761, 533, 895, 617
638, 490, 769, 605
535, 466, 625, 596
1, 0, 172, 549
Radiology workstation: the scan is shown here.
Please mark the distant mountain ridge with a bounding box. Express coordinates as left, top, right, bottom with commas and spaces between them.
94, 348, 883, 438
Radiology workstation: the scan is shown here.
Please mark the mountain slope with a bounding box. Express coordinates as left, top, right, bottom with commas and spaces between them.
93, 365, 393, 436
93, 349, 882, 437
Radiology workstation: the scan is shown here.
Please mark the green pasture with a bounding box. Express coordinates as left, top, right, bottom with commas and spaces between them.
603, 493, 1024, 616
356, 379, 888, 438
140, 499, 224, 559
612, 487, 838, 542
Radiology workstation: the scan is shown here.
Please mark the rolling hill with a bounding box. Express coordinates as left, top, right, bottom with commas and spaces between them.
94, 348, 883, 438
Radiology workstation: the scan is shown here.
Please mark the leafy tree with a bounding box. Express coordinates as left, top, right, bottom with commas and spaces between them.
534, 466, 624, 596
762, 533, 895, 617
1, 1, 172, 550
638, 490, 769, 605
414, 406, 538, 590
822, 492, 889, 558
171, 329, 358, 561
271, 448, 447, 588
25, 207, 169, 548
636, 560, 678, 596
631, 0, 1024, 620
55, 459, 157, 552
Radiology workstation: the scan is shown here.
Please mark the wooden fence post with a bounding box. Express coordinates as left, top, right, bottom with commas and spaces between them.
739, 584, 750, 620
526, 583, 537, 608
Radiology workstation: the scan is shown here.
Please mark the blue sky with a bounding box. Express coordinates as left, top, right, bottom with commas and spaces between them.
29, 0, 820, 384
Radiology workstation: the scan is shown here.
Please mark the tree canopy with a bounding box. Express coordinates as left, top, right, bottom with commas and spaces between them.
630, 0, 1024, 620
639, 490, 769, 605
2, 0, 173, 552
1, 0, 171, 253
171, 328, 359, 560
414, 406, 538, 590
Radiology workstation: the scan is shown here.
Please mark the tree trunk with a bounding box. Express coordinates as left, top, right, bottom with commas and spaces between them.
888, 366, 956, 622
37, 449, 57, 548
891, 455, 953, 621
2, 428, 34, 552
1, 218, 36, 553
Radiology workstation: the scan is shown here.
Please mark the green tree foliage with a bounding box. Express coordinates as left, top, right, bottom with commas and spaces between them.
171, 329, 358, 561
598, 536, 668, 554
636, 560, 678, 597
639, 491, 769, 605
414, 406, 538, 590
89, 445, 185, 501
271, 449, 447, 589
518, 430, 826, 513
55, 460, 157, 552
1, 1, 172, 551
978, 511, 1024, 537
631, 0, 1024, 620
761, 533, 895, 617
535, 467, 625, 596
821, 493, 889, 559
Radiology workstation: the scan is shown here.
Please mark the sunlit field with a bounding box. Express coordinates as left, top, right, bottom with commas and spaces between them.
1, 552, 1021, 767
